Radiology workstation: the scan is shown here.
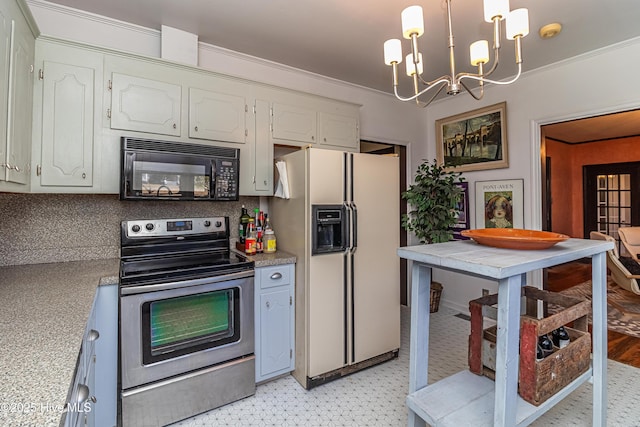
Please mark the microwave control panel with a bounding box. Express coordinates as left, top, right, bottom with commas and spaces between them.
212, 158, 239, 200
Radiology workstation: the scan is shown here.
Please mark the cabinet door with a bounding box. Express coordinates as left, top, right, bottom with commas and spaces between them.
240, 99, 273, 196
189, 87, 246, 143
259, 287, 293, 377
318, 111, 359, 151
0, 10, 10, 178
110, 72, 181, 136
271, 102, 316, 144
40, 61, 94, 186
5, 20, 33, 184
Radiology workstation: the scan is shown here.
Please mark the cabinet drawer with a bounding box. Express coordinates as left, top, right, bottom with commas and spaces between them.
259, 265, 290, 289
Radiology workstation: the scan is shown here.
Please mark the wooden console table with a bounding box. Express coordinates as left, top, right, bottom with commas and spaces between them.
397, 238, 612, 427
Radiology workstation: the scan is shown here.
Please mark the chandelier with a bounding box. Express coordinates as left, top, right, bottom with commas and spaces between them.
383, 0, 529, 107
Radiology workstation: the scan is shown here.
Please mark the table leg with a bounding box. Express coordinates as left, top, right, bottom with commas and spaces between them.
493, 274, 522, 426
591, 251, 607, 426
407, 262, 430, 427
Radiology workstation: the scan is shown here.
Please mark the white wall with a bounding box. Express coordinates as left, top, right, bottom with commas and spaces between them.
424, 37, 640, 312
27, 0, 640, 312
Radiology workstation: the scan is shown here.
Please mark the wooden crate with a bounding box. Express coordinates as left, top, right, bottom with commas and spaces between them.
468, 286, 591, 406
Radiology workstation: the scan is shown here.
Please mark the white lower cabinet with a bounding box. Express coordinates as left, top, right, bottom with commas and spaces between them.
255, 263, 295, 383
62, 283, 118, 427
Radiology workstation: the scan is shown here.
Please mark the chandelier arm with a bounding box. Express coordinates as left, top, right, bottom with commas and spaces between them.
459, 79, 484, 101
458, 63, 522, 86
393, 78, 450, 102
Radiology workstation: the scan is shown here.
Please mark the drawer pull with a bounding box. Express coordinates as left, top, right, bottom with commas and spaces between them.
270, 272, 282, 280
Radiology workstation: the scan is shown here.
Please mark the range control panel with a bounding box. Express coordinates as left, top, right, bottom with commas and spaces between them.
125, 217, 226, 238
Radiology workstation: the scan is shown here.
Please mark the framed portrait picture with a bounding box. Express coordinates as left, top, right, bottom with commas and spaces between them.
436, 102, 508, 173
451, 182, 470, 239
475, 179, 524, 229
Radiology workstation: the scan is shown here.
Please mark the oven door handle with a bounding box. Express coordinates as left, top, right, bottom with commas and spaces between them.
120, 269, 254, 295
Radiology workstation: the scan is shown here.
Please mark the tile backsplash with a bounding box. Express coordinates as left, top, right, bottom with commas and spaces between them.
0, 193, 258, 266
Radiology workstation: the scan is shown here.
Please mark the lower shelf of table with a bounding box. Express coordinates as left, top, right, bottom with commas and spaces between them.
407, 368, 593, 427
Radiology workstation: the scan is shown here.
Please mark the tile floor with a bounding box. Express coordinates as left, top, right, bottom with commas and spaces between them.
172, 306, 640, 426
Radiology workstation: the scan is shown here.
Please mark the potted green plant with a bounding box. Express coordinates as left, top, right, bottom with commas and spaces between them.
402, 159, 465, 244
402, 159, 465, 312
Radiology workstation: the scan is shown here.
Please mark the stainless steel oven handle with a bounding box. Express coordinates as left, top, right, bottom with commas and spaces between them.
120, 269, 254, 295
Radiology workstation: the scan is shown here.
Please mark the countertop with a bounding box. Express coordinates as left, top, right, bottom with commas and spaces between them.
238, 249, 297, 267
0, 258, 119, 427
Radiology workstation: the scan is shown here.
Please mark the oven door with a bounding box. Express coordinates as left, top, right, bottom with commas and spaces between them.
120, 271, 254, 390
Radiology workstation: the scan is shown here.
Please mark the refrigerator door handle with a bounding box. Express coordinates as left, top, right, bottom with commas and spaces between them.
342, 202, 351, 253
350, 202, 358, 252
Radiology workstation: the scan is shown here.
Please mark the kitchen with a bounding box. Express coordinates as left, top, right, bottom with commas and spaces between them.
1, 0, 640, 426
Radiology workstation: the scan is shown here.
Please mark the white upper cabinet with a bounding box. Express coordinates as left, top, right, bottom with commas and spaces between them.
109, 72, 181, 137
0, 0, 35, 189
318, 111, 359, 151
188, 87, 246, 143
271, 102, 317, 144
270, 93, 360, 151
39, 61, 95, 186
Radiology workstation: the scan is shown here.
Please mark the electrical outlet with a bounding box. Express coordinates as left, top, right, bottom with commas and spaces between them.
482, 288, 490, 296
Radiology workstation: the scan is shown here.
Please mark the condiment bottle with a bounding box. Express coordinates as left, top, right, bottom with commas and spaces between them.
245, 218, 257, 255
239, 205, 250, 244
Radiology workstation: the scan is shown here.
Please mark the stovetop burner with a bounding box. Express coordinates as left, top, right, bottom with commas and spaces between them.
119, 216, 254, 287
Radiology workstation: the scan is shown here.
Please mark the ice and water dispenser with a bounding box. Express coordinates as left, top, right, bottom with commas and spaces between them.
312, 205, 349, 255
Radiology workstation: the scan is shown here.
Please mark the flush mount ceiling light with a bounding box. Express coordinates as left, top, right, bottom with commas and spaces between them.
383, 0, 529, 107
539, 22, 562, 39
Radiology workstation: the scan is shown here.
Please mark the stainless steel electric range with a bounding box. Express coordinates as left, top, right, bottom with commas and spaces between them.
118, 216, 255, 427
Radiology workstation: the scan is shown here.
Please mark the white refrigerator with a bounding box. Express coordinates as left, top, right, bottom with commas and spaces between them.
269, 147, 400, 389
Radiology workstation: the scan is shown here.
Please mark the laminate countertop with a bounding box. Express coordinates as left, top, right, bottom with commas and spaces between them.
0, 258, 119, 427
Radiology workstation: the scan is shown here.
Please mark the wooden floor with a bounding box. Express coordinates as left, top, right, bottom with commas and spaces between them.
546, 261, 640, 368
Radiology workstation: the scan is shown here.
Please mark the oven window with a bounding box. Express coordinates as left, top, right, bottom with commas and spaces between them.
141, 287, 241, 364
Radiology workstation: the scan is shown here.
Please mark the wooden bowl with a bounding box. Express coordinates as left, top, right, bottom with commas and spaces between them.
460, 228, 569, 250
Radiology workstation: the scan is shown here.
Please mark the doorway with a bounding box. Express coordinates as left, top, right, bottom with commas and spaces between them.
583, 162, 640, 253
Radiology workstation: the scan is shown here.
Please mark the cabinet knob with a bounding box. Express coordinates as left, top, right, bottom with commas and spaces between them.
194, 126, 198, 132
88, 329, 100, 341
311, 135, 315, 141
270, 272, 282, 280
266, 301, 270, 308
82, 173, 86, 179
173, 123, 177, 129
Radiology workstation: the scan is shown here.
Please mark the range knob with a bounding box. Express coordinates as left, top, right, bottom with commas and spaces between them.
204, 220, 211, 227
131, 224, 141, 233
215, 221, 223, 228
145, 223, 155, 231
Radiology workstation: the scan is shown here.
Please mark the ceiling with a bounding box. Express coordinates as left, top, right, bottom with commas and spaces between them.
32, 0, 640, 142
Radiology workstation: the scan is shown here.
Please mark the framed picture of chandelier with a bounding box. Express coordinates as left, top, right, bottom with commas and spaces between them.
436, 102, 508, 173
474, 179, 524, 229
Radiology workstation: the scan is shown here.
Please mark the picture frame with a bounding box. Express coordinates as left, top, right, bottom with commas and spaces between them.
436, 102, 508, 173
475, 179, 524, 229
451, 182, 470, 240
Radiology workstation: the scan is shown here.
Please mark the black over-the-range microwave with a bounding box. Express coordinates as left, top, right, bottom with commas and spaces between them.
120, 137, 240, 201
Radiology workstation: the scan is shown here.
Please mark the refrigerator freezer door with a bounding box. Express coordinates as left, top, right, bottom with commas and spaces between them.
308, 251, 346, 376
351, 153, 401, 364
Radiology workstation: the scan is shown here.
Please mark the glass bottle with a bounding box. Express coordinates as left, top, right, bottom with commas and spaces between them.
263, 217, 276, 254
552, 326, 571, 348
538, 334, 553, 358
245, 218, 257, 255
239, 205, 250, 244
